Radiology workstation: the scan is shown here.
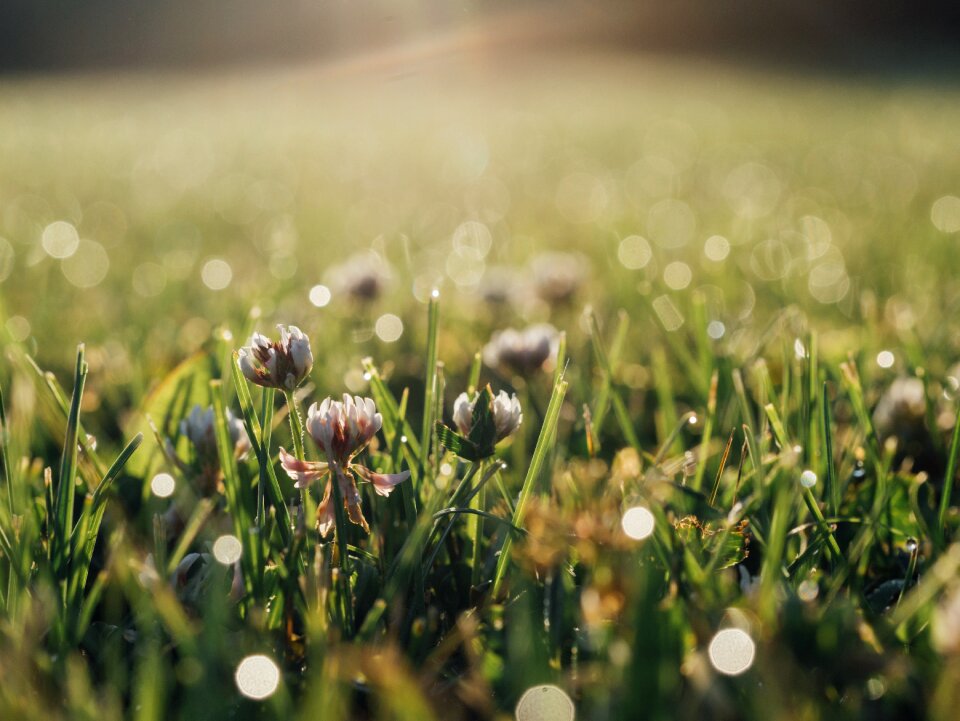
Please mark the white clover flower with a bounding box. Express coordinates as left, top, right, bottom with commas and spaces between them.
180, 404, 250, 461
238, 324, 313, 390
873, 377, 926, 439
452, 389, 523, 443
477, 266, 520, 307
278, 394, 409, 536
483, 323, 559, 375
872, 376, 937, 469
530, 251, 588, 303
492, 389, 523, 441
329, 253, 391, 303
453, 392, 475, 437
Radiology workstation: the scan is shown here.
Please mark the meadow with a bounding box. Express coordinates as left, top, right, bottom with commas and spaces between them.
2, 49, 960, 719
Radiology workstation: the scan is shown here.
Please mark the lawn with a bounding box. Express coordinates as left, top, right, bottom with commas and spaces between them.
2, 49, 960, 720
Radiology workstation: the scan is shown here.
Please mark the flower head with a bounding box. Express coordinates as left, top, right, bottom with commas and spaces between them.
483, 323, 559, 375
440, 386, 522, 460
530, 251, 588, 303
238, 325, 313, 390
872, 376, 937, 472
305, 394, 382, 464
453, 389, 523, 442
477, 266, 520, 307
330, 253, 391, 303
278, 394, 408, 537
180, 404, 250, 462
163, 404, 250, 499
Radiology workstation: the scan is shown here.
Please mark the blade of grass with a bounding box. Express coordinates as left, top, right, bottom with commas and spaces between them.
0, 383, 11, 516
492, 374, 568, 598
937, 399, 960, 548
419, 292, 440, 483
53, 345, 87, 591
691, 371, 719, 492
822, 381, 840, 517
68, 432, 143, 608
231, 354, 292, 544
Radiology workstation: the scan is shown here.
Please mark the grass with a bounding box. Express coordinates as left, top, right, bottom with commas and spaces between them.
2, 48, 960, 719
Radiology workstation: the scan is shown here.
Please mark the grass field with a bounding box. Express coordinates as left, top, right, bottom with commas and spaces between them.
2, 49, 960, 720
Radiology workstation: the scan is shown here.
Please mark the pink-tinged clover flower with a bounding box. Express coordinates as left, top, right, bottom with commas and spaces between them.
278, 394, 409, 536
238, 325, 313, 390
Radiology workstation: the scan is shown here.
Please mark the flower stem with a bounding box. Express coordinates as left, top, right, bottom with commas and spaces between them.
283, 388, 313, 519
329, 464, 354, 632
283, 389, 306, 461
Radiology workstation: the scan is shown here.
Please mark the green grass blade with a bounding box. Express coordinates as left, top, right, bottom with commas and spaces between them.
937, 400, 960, 547
492, 375, 568, 598
419, 293, 440, 482
53, 345, 88, 588
231, 353, 292, 544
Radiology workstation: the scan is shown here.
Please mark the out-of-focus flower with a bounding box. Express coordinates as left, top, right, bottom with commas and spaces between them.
933, 584, 960, 656
278, 395, 409, 536
329, 253, 391, 303
170, 552, 213, 607
530, 251, 588, 303
453, 389, 523, 442
169, 552, 242, 607
161, 403, 251, 504
873, 376, 937, 471
477, 266, 519, 307
483, 323, 559, 375
238, 325, 313, 390
180, 404, 250, 462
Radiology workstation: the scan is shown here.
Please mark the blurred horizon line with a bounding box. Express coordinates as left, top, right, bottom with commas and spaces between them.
2, 0, 960, 77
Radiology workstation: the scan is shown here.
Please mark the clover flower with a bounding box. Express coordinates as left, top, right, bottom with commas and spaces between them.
438, 386, 522, 461
161, 404, 250, 510
873, 376, 937, 471
483, 323, 559, 375
530, 251, 588, 304
180, 404, 250, 463
477, 266, 520, 307
238, 325, 313, 390
278, 394, 409, 536
453, 389, 523, 442
330, 253, 391, 303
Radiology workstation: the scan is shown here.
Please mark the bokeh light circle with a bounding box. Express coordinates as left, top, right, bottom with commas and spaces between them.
201, 258, 233, 290
515, 684, 575, 721
150, 473, 176, 498
621, 506, 655, 540
235, 654, 280, 700
213, 534, 243, 565
62, 240, 110, 288
708, 628, 756, 676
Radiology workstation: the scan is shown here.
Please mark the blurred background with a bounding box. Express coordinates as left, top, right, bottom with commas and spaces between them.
2, 0, 960, 71
1, 0, 960, 440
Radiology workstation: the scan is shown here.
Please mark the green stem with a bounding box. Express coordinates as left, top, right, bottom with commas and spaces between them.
329, 463, 354, 632
422, 461, 481, 576
283, 389, 306, 461
283, 388, 316, 528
